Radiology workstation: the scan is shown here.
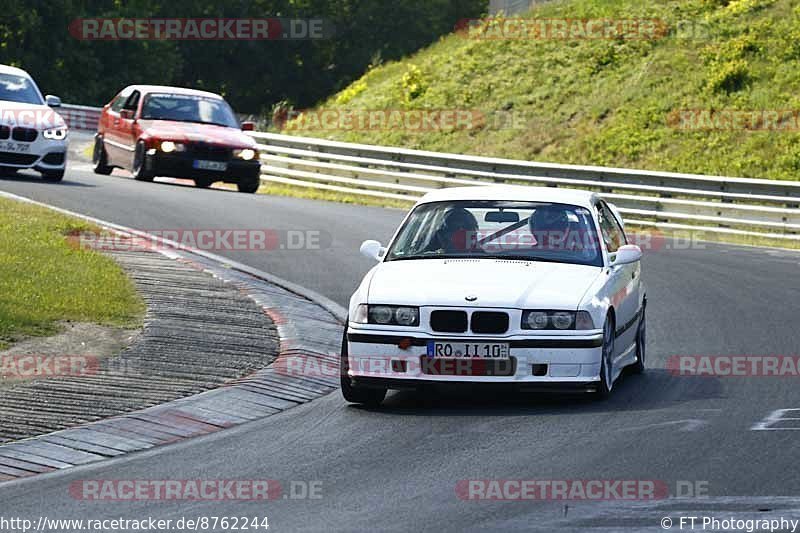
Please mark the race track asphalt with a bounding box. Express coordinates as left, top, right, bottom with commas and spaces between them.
1, 164, 799, 532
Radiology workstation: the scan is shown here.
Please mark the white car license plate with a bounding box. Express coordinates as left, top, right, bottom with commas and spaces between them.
0, 141, 30, 153
426, 341, 510, 360
193, 160, 227, 171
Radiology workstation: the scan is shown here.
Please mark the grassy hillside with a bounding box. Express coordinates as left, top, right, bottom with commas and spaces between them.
280, 0, 800, 180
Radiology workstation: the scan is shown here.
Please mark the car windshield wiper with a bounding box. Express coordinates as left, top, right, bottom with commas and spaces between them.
387, 254, 484, 262
482, 255, 564, 264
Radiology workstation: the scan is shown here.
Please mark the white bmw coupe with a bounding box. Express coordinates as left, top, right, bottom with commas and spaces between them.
342, 186, 646, 406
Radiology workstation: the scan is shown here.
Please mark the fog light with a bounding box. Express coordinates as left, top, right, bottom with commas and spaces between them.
161, 141, 176, 153
236, 148, 256, 160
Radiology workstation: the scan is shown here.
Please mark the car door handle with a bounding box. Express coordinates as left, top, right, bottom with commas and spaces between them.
632, 271, 637, 280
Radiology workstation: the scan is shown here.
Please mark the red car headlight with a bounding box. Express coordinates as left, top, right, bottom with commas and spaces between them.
234, 148, 257, 161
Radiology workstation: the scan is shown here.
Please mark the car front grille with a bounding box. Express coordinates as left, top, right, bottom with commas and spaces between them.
11, 127, 37, 142
470, 312, 510, 334
0, 126, 10, 140
0, 152, 38, 165
430, 310, 468, 333
187, 142, 231, 161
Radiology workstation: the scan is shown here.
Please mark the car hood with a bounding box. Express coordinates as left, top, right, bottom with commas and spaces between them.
0, 100, 65, 129
138, 120, 256, 148
366, 259, 603, 309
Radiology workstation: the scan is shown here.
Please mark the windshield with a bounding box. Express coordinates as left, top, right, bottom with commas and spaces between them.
140, 93, 239, 127
386, 200, 603, 267
0, 73, 43, 105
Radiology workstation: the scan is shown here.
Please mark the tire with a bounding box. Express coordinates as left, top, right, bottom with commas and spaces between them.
630, 307, 646, 375
41, 169, 65, 182
132, 141, 154, 182
237, 176, 260, 194
0, 166, 16, 177
595, 315, 616, 400
195, 178, 214, 189
92, 137, 113, 175
340, 328, 386, 407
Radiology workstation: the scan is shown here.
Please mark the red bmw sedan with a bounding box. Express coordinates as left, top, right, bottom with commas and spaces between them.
92, 85, 261, 193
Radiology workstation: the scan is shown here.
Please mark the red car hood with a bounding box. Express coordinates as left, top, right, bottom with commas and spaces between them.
138, 120, 256, 148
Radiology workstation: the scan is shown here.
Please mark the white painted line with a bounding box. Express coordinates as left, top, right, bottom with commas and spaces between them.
751, 409, 800, 430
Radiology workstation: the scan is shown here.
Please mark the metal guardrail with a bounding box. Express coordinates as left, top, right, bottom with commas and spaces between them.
60, 104, 800, 240
59, 104, 103, 132
251, 132, 800, 241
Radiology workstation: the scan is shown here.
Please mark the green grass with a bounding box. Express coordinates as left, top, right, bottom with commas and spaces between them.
278, 0, 800, 181
0, 198, 145, 349
260, 182, 414, 209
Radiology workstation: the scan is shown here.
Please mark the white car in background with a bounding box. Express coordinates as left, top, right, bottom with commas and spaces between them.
343, 186, 646, 406
0, 64, 68, 181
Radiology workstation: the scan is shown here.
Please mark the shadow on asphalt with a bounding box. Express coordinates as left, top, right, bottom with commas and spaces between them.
352, 369, 724, 416
0, 170, 96, 187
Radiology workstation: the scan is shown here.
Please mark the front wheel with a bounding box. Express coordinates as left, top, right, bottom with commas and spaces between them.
132, 141, 154, 182
340, 328, 386, 407
195, 178, 214, 189
237, 176, 260, 194
92, 137, 113, 175
595, 315, 615, 400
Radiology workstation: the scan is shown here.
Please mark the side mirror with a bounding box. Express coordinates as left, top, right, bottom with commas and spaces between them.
45, 95, 62, 108
119, 109, 135, 120
360, 240, 386, 262
610, 244, 642, 267
241, 121, 255, 131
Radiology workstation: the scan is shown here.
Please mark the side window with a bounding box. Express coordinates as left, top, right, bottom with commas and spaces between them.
597, 202, 626, 253
122, 91, 140, 113
110, 89, 132, 112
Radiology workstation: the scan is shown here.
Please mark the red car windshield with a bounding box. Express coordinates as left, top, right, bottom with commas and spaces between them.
140, 93, 239, 128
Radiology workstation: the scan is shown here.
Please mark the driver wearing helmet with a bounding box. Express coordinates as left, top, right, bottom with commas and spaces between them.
529, 205, 570, 251
426, 207, 479, 253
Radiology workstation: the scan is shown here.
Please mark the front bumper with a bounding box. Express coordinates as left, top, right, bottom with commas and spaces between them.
346, 330, 604, 390
143, 151, 261, 183
0, 136, 67, 171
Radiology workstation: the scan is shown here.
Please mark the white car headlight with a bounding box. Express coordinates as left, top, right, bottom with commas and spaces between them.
42, 126, 68, 140
369, 306, 394, 325
524, 311, 549, 330
364, 305, 420, 327
394, 307, 420, 326
522, 311, 595, 331
234, 148, 257, 161
551, 312, 575, 330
